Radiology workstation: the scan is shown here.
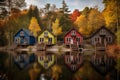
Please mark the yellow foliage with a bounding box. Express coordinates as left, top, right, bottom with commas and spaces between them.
102, 0, 117, 29
52, 18, 62, 36
29, 17, 41, 37
75, 15, 90, 35
51, 65, 62, 80
29, 63, 41, 80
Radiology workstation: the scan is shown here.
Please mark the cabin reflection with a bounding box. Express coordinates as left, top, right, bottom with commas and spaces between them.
64, 51, 83, 72
90, 52, 115, 76
37, 51, 55, 69
13, 51, 36, 69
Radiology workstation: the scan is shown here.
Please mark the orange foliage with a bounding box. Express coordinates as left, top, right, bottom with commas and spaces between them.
70, 9, 81, 22
106, 44, 120, 57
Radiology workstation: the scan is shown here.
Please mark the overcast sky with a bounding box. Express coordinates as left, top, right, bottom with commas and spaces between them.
25, 0, 104, 12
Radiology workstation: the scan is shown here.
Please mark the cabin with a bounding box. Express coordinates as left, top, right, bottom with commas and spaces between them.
64, 52, 83, 72
38, 30, 56, 45
38, 53, 55, 69
64, 27, 83, 45
14, 28, 36, 46
89, 26, 115, 46
14, 52, 36, 69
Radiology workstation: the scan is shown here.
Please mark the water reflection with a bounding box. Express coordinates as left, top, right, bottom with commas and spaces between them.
13, 51, 36, 69
37, 51, 55, 69
90, 52, 115, 76
64, 51, 83, 72
0, 50, 118, 80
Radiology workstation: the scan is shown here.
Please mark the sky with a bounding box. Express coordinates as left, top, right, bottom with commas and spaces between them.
25, 0, 105, 12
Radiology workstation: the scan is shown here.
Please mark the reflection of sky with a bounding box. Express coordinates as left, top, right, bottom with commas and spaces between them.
25, 0, 105, 12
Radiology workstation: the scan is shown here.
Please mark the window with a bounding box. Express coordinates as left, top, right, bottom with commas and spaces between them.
71, 30, 76, 36
48, 55, 52, 61
67, 57, 70, 63
44, 63, 48, 69
100, 29, 106, 35
108, 36, 112, 43
24, 37, 28, 44
20, 31, 24, 36
15, 37, 20, 44
44, 32, 48, 37
66, 38, 69, 42
77, 57, 80, 63
94, 37, 100, 43
40, 38, 44, 42
40, 56, 43, 61
76, 37, 80, 42
69, 38, 71, 42
72, 65, 76, 71
48, 38, 52, 43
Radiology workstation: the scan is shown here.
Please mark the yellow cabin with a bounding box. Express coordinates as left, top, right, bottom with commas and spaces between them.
38, 30, 56, 45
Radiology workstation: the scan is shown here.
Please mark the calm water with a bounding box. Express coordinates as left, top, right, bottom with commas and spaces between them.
0, 50, 119, 80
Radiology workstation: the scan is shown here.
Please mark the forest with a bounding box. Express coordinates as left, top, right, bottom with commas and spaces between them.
0, 0, 120, 46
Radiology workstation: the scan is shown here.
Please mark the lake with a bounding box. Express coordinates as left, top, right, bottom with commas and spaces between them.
0, 50, 119, 80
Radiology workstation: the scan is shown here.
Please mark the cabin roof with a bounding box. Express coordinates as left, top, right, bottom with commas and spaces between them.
87, 26, 115, 39
14, 28, 34, 37
64, 27, 83, 37
39, 30, 55, 36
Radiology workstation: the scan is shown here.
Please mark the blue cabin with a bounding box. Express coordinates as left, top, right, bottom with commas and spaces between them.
14, 28, 36, 45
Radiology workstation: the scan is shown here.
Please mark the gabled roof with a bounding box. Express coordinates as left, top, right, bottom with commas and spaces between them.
14, 28, 34, 37
39, 30, 55, 36
88, 26, 115, 39
64, 27, 83, 37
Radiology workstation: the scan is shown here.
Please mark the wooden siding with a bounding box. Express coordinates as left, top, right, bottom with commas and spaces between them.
64, 28, 83, 45
38, 30, 56, 45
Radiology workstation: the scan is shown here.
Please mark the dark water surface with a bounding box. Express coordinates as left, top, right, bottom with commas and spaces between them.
0, 50, 119, 80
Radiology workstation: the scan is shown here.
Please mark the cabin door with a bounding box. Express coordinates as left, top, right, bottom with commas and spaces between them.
70, 39, 73, 44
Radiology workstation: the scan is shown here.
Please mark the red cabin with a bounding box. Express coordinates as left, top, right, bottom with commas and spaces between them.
64, 27, 83, 45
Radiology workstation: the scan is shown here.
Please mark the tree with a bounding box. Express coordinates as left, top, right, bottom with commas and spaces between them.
28, 5, 40, 22
74, 15, 90, 35
82, 7, 91, 18
52, 18, 62, 41
88, 8, 105, 33
29, 17, 41, 37
60, 0, 70, 14
116, 29, 120, 44
102, 0, 120, 32
70, 9, 81, 22
52, 18, 62, 36
0, 0, 26, 19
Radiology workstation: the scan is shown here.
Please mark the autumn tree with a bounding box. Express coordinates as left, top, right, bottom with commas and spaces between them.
29, 17, 41, 37
70, 9, 81, 22
52, 18, 62, 41
102, 0, 120, 32
74, 15, 90, 35
116, 29, 120, 44
88, 8, 105, 33
82, 7, 91, 18
75, 8, 105, 35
